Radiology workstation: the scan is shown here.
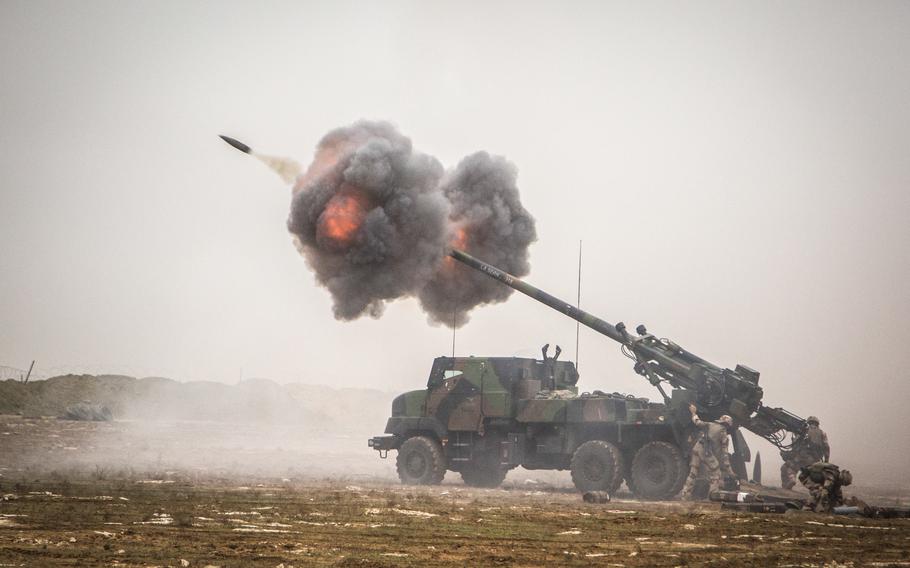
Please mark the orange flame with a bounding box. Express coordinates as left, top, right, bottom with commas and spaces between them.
451, 227, 468, 251
443, 226, 469, 270
319, 191, 368, 245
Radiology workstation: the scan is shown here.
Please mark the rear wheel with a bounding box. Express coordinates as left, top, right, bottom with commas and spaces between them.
396, 436, 446, 485
570, 440, 624, 493
629, 441, 686, 500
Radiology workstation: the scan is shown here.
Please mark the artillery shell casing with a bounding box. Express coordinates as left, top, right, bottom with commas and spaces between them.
582, 491, 611, 503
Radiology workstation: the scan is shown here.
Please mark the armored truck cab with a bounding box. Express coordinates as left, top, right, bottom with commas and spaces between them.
370, 352, 695, 499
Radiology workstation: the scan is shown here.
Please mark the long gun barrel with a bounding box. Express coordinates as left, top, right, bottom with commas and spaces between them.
450, 249, 627, 343
450, 248, 808, 450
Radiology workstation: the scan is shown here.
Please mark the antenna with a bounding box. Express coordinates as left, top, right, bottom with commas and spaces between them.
575, 240, 582, 371
451, 303, 457, 361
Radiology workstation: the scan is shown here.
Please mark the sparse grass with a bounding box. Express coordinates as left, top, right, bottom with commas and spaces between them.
9, 477, 905, 567
1, 415, 909, 566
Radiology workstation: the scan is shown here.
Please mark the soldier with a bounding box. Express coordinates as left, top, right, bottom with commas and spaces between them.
780, 416, 830, 490
798, 461, 852, 513
682, 404, 737, 500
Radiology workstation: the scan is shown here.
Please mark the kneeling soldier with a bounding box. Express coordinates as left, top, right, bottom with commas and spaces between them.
798, 461, 852, 513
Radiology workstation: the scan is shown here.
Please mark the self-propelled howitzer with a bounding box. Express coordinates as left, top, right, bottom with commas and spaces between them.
449, 248, 807, 451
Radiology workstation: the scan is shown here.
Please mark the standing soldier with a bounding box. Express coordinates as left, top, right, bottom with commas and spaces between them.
682, 404, 737, 500
798, 461, 852, 513
780, 416, 830, 490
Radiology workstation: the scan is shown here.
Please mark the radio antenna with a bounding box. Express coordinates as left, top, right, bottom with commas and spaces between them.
575, 240, 582, 371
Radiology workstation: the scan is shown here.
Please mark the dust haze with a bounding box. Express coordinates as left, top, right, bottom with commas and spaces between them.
1, 0, 909, 492
1, 375, 579, 486
0, 375, 394, 480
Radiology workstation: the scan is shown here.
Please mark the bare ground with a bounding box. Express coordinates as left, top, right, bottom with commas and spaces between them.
1, 416, 908, 567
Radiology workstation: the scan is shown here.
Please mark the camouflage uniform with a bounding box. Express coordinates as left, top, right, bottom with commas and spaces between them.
780, 417, 830, 490
798, 461, 851, 513
682, 408, 736, 500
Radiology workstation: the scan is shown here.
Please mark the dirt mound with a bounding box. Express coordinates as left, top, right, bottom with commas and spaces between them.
0, 375, 394, 432
0, 374, 133, 417
60, 402, 113, 421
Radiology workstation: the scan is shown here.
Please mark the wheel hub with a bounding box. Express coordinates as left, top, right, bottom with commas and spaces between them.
582, 457, 605, 481
646, 457, 668, 483
406, 453, 427, 476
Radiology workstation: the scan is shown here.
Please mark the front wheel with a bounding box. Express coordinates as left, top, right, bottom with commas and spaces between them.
570, 440, 624, 493
629, 441, 686, 500
396, 436, 446, 485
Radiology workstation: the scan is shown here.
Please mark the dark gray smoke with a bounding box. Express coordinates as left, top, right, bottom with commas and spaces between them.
286, 121, 536, 326
287, 121, 450, 320
418, 152, 537, 326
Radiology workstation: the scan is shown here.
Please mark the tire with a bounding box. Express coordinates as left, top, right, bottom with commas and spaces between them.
460, 464, 507, 488
629, 441, 686, 500
570, 440, 624, 493
396, 436, 446, 485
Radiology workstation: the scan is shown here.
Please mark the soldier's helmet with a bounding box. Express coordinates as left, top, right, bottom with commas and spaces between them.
718, 415, 734, 427
840, 470, 853, 486
807, 416, 820, 425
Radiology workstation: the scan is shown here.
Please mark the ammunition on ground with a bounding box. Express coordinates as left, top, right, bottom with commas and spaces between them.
721, 502, 788, 514
712, 490, 806, 509
709, 490, 761, 503
835, 505, 910, 518
875, 506, 910, 519
582, 491, 611, 504
739, 493, 806, 507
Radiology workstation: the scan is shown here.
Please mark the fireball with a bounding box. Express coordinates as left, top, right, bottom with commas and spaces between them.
451, 226, 468, 251
318, 190, 369, 246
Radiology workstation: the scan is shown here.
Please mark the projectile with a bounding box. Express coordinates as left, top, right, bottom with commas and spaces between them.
218, 134, 302, 184
219, 135, 251, 154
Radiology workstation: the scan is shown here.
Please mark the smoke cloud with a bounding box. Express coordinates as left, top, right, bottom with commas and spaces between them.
285, 121, 536, 326
418, 152, 537, 326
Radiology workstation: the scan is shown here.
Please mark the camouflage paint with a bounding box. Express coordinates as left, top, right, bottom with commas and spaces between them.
392, 390, 427, 417
372, 354, 694, 498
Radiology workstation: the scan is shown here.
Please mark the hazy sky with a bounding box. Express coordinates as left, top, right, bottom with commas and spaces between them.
2, 1, 908, 478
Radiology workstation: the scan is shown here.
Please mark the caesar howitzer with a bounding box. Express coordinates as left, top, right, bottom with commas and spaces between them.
449, 248, 808, 451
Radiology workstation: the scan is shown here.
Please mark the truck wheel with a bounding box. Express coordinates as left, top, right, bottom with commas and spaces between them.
629, 441, 686, 500
460, 464, 507, 488
396, 436, 446, 485
570, 440, 624, 493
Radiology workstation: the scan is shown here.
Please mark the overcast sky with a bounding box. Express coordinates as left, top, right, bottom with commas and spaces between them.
1, 1, 908, 480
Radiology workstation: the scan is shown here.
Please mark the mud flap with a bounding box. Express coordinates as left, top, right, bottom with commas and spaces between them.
500, 433, 526, 467
731, 428, 750, 481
